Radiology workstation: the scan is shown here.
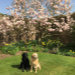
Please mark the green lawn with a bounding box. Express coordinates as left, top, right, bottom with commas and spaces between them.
0, 52, 75, 75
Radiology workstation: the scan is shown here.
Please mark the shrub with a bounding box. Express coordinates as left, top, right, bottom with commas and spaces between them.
49, 48, 59, 54
13, 41, 25, 48
0, 40, 63, 55
20, 47, 26, 51
1, 45, 19, 55
43, 48, 49, 52
41, 40, 63, 50
34, 45, 44, 52
65, 50, 75, 56
29, 40, 39, 46
25, 40, 39, 46
26, 45, 49, 52
26, 45, 34, 52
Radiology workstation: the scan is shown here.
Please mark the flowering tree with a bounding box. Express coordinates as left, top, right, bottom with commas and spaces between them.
0, 0, 75, 43
45, 0, 71, 16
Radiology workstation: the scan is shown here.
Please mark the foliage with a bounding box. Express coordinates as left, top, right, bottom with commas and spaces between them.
0, 40, 75, 57
25, 40, 39, 46
0, 0, 75, 57
33, 45, 45, 52
41, 40, 63, 49
26, 45, 49, 52
0, 41, 26, 55
26, 46, 34, 52
0, 40, 49, 54
71, 23, 75, 47
65, 50, 75, 56
14, 41, 25, 49
49, 48, 60, 54
1, 45, 19, 55
0, 0, 74, 44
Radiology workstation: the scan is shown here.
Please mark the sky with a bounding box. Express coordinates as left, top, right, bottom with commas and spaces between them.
0, 0, 75, 14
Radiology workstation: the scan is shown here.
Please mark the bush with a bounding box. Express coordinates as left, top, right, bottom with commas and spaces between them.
25, 40, 39, 46
0, 40, 63, 55
41, 40, 63, 50
1, 45, 19, 55
13, 41, 25, 48
65, 50, 75, 56
34, 45, 44, 52
43, 48, 49, 52
49, 48, 59, 54
0, 41, 26, 55
25, 45, 49, 52
20, 47, 26, 51
26, 45, 43, 52
26, 46, 34, 52
29, 40, 39, 46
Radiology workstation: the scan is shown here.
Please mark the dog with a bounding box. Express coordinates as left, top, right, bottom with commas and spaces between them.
30, 53, 41, 73
19, 52, 30, 72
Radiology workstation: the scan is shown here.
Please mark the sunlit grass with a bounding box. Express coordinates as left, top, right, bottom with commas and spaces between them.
0, 52, 75, 75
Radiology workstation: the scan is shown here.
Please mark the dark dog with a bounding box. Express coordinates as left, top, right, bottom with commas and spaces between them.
19, 52, 30, 72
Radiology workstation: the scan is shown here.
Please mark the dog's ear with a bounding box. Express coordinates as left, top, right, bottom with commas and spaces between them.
22, 52, 28, 57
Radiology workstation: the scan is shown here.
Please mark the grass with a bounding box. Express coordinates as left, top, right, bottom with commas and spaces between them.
0, 52, 75, 75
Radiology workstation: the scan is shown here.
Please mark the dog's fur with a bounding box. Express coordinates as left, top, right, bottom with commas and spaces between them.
19, 52, 30, 72
30, 53, 41, 73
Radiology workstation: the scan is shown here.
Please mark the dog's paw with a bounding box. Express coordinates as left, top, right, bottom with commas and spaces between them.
35, 71, 37, 73
30, 70, 33, 72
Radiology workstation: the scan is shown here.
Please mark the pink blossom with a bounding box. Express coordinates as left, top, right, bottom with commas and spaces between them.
59, 29, 63, 32
48, 29, 55, 32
